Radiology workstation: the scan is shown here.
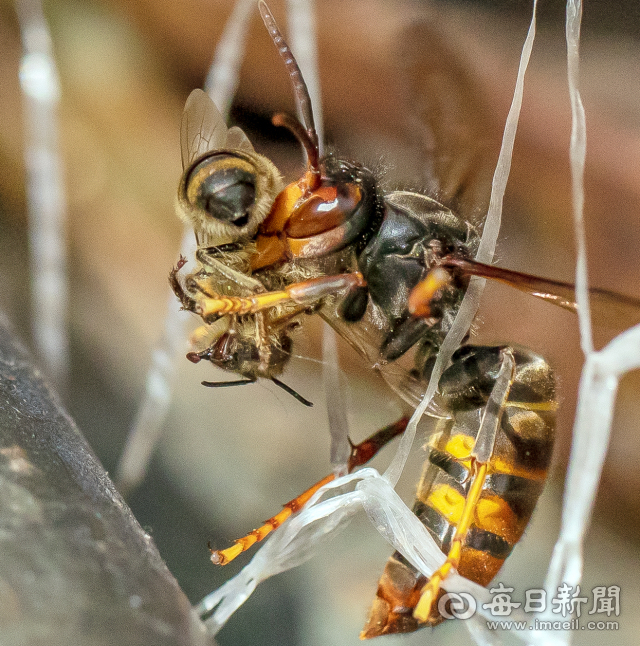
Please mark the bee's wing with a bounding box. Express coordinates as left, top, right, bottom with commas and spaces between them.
400, 23, 499, 225
226, 126, 255, 153
180, 89, 229, 170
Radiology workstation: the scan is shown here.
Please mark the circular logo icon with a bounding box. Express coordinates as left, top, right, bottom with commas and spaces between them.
438, 592, 477, 620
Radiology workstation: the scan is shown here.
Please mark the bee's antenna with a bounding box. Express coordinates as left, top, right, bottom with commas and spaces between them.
200, 372, 312, 407
201, 379, 257, 387
271, 377, 314, 407
259, 1, 321, 188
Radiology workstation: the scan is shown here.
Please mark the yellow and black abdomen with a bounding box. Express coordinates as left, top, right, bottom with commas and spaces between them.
361, 345, 556, 638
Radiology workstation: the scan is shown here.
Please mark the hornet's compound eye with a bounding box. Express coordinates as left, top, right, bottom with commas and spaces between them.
178, 150, 283, 241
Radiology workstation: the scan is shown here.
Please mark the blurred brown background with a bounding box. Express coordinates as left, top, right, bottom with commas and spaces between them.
0, 0, 639, 644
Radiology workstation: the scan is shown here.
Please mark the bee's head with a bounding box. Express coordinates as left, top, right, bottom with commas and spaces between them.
187, 328, 291, 380
187, 326, 313, 407
178, 149, 283, 242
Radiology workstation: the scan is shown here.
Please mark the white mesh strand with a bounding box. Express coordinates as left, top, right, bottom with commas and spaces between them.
16, 0, 69, 388
116, 0, 255, 493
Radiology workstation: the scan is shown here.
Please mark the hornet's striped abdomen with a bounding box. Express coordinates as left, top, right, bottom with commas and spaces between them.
361, 345, 556, 638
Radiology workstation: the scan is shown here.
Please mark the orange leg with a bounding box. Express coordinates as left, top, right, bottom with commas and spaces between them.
407, 267, 453, 318
413, 348, 515, 622
210, 473, 335, 565
210, 417, 409, 565
195, 272, 365, 321
413, 459, 489, 623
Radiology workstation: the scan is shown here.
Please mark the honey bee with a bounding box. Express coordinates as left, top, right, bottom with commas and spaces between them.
171, 1, 640, 638
171, 2, 480, 412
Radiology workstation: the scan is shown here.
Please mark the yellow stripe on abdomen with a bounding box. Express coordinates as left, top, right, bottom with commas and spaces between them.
424, 484, 520, 544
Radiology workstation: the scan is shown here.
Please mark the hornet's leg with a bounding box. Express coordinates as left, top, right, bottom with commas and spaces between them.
210, 416, 409, 565
407, 266, 453, 319
413, 460, 489, 622
413, 349, 516, 623
194, 272, 365, 322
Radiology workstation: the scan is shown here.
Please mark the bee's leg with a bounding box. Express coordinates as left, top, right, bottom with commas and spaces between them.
381, 317, 436, 362
196, 243, 243, 263
209, 416, 409, 565
195, 272, 365, 321
413, 349, 516, 623
196, 245, 266, 293
267, 304, 316, 329
255, 311, 273, 372
169, 255, 198, 311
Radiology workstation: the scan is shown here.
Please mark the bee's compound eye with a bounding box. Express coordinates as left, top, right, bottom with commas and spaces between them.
201, 168, 256, 228
189, 154, 257, 228
179, 149, 282, 239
